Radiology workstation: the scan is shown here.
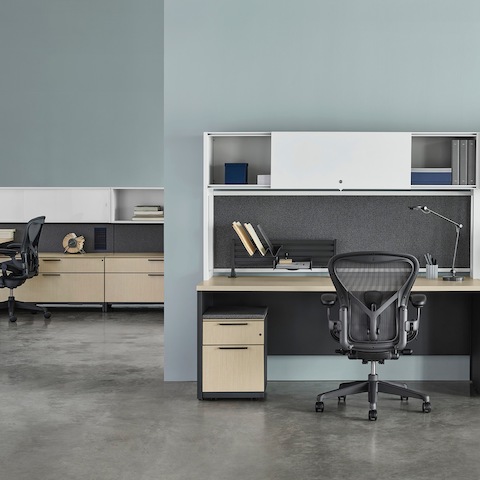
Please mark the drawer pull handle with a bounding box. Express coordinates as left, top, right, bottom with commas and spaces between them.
148, 273, 164, 277
218, 347, 248, 350
148, 259, 163, 262
42, 273, 61, 276
218, 322, 248, 326
43, 259, 61, 262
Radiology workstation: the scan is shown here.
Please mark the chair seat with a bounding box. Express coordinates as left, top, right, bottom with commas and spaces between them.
346, 350, 400, 361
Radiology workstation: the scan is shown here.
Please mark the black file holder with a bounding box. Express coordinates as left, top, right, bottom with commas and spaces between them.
229, 239, 336, 277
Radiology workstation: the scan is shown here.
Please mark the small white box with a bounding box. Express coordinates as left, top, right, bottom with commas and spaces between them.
257, 175, 271, 186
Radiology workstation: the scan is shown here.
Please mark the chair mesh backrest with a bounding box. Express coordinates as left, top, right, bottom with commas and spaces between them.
330, 252, 417, 345
21, 216, 45, 278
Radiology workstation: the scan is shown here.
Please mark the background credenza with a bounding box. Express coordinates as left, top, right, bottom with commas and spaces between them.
0, 252, 164, 310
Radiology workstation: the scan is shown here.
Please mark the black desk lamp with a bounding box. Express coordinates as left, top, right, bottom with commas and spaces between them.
409, 205, 464, 281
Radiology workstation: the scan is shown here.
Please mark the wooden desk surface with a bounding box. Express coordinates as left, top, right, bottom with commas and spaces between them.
197, 275, 480, 292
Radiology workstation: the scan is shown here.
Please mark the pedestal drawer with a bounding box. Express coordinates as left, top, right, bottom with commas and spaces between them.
202, 345, 265, 392
40, 257, 104, 273
13, 273, 105, 302
105, 273, 164, 303
104, 257, 164, 273
203, 320, 264, 345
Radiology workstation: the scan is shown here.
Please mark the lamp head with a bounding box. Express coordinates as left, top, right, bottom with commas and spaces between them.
409, 205, 429, 213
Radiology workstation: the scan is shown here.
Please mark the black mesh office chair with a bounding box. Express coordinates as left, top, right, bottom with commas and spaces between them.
315, 252, 431, 421
0, 216, 51, 322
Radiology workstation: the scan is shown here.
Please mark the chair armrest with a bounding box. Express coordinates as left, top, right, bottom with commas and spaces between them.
4, 242, 21, 250
410, 294, 427, 308
0, 247, 19, 258
321, 293, 337, 306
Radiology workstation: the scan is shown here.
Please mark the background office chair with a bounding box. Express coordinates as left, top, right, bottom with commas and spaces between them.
316, 251, 431, 421
0, 216, 51, 322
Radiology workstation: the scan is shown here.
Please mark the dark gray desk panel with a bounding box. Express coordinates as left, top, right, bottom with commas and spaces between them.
472, 295, 480, 394
198, 290, 471, 355
214, 195, 470, 269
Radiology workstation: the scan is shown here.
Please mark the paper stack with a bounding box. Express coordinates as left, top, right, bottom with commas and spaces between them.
0, 228, 15, 244
132, 205, 164, 221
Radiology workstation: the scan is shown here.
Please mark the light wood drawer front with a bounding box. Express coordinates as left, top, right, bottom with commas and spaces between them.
202, 345, 264, 392
12, 274, 104, 302
105, 257, 164, 273
105, 273, 164, 302
40, 257, 104, 273
203, 320, 264, 345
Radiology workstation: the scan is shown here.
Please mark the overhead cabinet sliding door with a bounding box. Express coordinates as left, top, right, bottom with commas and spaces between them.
270, 132, 411, 190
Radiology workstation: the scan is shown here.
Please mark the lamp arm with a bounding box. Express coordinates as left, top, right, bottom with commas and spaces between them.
425, 208, 463, 230
410, 205, 464, 281
451, 225, 461, 276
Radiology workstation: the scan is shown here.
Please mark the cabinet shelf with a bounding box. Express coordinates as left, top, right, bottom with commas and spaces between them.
411, 134, 477, 188
204, 133, 271, 188
112, 188, 164, 223
113, 219, 164, 224
207, 184, 270, 190
411, 185, 475, 191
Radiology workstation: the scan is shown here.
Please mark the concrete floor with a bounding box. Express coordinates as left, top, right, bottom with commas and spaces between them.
1, 308, 480, 480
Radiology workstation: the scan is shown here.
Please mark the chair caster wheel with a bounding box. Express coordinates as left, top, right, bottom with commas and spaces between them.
315, 401, 324, 412
422, 402, 432, 413
368, 409, 377, 421
338, 395, 346, 403
44, 312, 51, 319
400, 396, 408, 401
9, 316, 17, 323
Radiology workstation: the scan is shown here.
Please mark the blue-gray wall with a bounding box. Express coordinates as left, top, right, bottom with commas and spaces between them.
0, 0, 163, 187
164, 0, 480, 380
4, 1, 480, 381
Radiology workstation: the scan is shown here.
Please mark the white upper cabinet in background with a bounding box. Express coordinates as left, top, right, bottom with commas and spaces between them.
24, 188, 111, 223
0, 188, 164, 224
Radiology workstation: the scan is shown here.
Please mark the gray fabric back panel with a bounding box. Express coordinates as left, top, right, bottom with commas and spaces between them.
0, 223, 163, 253
214, 195, 471, 269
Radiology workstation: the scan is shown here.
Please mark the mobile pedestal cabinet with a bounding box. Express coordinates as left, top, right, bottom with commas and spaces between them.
198, 306, 268, 400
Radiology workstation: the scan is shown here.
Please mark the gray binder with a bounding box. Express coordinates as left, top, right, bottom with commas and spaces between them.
451, 139, 460, 185
460, 140, 468, 185
468, 139, 476, 185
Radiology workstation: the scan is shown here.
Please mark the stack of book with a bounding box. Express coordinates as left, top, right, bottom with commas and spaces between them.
132, 205, 164, 221
0, 228, 15, 244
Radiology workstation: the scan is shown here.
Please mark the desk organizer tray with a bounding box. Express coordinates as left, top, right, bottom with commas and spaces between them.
230, 238, 336, 276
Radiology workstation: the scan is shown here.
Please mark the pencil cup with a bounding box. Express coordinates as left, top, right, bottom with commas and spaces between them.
426, 264, 438, 279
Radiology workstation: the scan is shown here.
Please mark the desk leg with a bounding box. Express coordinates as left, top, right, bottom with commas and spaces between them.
471, 295, 480, 395
197, 292, 204, 400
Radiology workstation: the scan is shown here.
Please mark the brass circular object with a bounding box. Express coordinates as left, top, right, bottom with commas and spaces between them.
62, 233, 85, 254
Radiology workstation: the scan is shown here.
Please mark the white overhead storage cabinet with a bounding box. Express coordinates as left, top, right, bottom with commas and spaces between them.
270, 132, 411, 190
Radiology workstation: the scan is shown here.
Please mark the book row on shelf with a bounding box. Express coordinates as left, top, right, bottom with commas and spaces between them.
132, 205, 164, 221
